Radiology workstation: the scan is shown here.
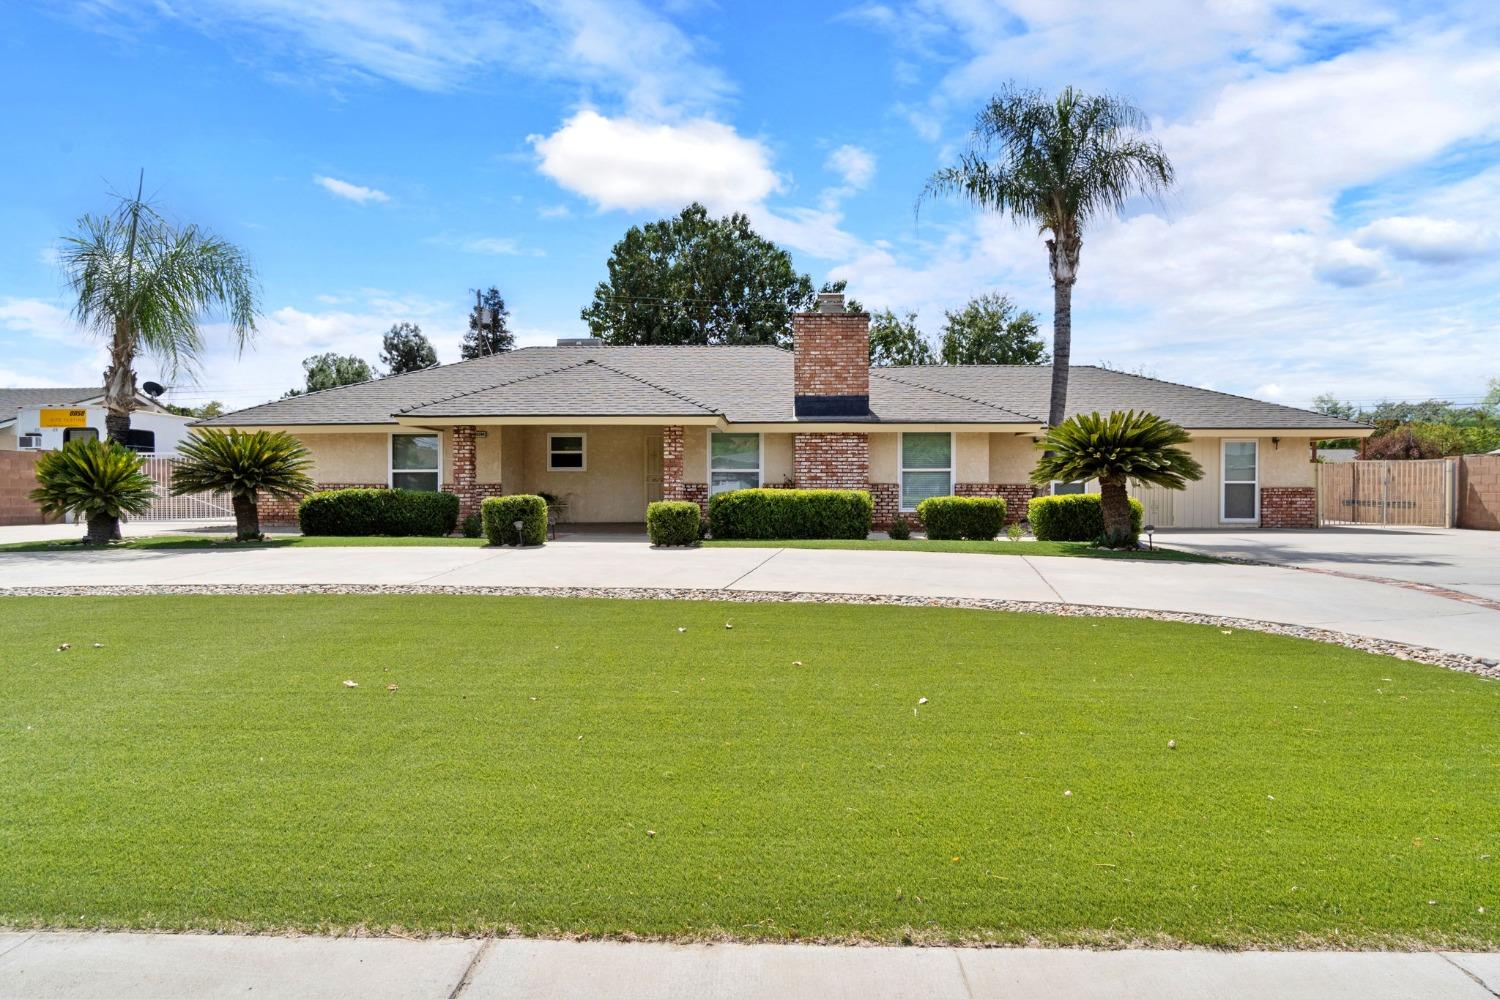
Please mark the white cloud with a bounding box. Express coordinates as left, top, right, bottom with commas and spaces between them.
1313, 240, 1388, 287
529, 110, 780, 213
313, 175, 390, 204
1354, 215, 1493, 264
826, 145, 876, 190
537, 204, 572, 219
0, 298, 76, 342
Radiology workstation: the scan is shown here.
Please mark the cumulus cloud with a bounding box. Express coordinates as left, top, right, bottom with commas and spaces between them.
529, 110, 781, 213
313, 175, 390, 204
0, 297, 75, 342
1354, 215, 1493, 264
826, 144, 876, 190
1313, 240, 1388, 287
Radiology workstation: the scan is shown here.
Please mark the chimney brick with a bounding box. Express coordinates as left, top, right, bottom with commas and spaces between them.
793, 302, 870, 418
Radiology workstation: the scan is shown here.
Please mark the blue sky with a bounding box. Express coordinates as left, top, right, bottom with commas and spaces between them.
2, 0, 1498, 413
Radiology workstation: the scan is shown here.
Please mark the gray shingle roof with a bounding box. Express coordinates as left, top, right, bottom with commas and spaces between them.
198, 348, 1367, 432
0, 387, 103, 414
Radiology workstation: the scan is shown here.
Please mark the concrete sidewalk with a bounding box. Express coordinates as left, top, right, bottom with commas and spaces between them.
1, 932, 1497, 999
1, 541, 1497, 660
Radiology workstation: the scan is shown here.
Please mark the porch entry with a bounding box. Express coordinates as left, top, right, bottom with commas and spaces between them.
1317, 458, 1457, 527
644, 434, 664, 504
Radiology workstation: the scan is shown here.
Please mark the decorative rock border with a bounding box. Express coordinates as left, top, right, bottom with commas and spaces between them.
2, 583, 1495, 680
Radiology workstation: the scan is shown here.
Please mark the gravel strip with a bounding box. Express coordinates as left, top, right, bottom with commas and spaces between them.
2, 583, 1495, 679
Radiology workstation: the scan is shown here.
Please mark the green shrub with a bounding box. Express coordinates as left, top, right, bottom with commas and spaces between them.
1028, 493, 1144, 542
708, 488, 872, 540
887, 514, 911, 540
481, 494, 548, 546
646, 501, 702, 546
916, 496, 1006, 540
298, 488, 459, 537
460, 513, 483, 539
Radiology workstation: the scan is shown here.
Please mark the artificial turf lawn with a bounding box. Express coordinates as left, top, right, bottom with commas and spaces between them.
703, 538, 1218, 562
1, 595, 1495, 948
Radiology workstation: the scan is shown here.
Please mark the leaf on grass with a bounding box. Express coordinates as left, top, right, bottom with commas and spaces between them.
918, 697, 929, 705
342, 679, 358, 688
386, 684, 399, 692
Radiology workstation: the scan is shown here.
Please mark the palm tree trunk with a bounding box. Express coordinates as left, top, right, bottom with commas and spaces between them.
84, 512, 117, 545
1098, 474, 1135, 548
103, 317, 136, 444
1045, 231, 1082, 430
231, 493, 262, 542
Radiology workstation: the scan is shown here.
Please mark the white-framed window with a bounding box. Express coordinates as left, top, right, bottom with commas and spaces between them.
17, 434, 42, 449
709, 432, 761, 495
1049, 480, 1087, 495
391, 433, 441, 491
1221, 439, 1259, 522
900, 432, 953, 511
548, 433, 586, 471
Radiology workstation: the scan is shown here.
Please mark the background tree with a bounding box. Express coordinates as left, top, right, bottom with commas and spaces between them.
581, 203, 815, 347
171, 430, 313, 541
380, 321, 437, 374
462, 287, 514, 358
939, 293, 1047, 365
61, 173, 258, 443
1032, 410, 1203, 547
925, 85, 1173, 429
1312, 394, 1359, 421
163, 400, 225, 418
284, 353, 376, 397
30, 439, 156, 545
868, 309, 935, 366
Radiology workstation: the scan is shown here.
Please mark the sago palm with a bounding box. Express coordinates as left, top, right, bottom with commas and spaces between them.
61, 174, 259, 443
171, 430, 314, 541
925, 85, 1174, 429
1032, 410, 1203, 547
31, 440, 157, 545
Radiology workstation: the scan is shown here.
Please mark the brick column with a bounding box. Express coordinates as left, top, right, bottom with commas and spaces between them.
793, 432, 869, 489
663, 426, 685, 500
449, 425, 479, 519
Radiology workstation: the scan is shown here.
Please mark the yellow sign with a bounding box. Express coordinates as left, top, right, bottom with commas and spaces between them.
39, 408, 88, 428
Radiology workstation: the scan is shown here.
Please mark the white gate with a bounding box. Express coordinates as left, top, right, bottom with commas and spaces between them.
1317, 459, 1456, 527
134, 455, 234, 521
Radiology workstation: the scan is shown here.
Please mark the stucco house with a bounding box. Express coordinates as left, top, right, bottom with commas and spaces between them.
197, 293, 1370, 529
0, 387, 193, 454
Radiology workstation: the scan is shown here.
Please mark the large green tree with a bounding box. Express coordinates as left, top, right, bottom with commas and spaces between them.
939, 293, 1047, 365
380, 321, 437, 374
284, 353, 375, 397
868, 309, 934, 366
462, 287, 514, 359
582, 203, 815, 347
925, 85, 1174, 428
61, 174, 258, 443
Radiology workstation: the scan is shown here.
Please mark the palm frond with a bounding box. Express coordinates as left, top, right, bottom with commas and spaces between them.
30, 440, 156, 520
1031, 410, 1205, 490
171, 430, 314, 500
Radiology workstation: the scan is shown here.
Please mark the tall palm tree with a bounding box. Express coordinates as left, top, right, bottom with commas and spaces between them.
925, 85, 1174, 429
60, 173, 259, 443
1032, 410, 1203, 547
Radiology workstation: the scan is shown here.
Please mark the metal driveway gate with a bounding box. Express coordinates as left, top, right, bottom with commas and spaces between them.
135, 455, 234, 521
1317, 458, 1456, 527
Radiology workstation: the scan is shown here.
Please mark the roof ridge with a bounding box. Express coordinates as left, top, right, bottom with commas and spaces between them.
394, 359, 597, 415
591, 359, 718, 415
871, 369, 1040, 422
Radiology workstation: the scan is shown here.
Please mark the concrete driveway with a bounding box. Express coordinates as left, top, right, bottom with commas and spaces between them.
1162, 526, 1500, 602
1, 540, 1497, 661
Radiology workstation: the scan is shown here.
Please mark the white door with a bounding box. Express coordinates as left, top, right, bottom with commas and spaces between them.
644, 435, 664, 505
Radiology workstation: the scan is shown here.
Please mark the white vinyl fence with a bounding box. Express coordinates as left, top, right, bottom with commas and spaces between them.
134, 455, 234, 522
1317, 458, 1457, 527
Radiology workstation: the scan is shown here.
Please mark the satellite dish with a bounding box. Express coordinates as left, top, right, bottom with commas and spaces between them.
142, 381, 165, 399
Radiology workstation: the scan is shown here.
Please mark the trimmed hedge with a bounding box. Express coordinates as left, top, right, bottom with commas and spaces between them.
1028, 493, 1144, 542
708, 488, 872, 540
481, 495, 548, 546
916, 496, 1006, 541
646, 501, 702, 547
298, 488, 459, 537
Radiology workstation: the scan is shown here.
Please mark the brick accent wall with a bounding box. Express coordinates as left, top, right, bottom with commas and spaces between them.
662, 425, 686, 501
0, 451, 50, 526
1458, 455, 1500, 530
793, 309, 869, 417
793, 432, 869, 490
443, 482, 506, 520
956, 482, 1036, 525
1260, 486, 1317, 528
258, 482, 385, 526
448, 425, 480, 519
869, 482, 900, 529
683, 482, 708, 516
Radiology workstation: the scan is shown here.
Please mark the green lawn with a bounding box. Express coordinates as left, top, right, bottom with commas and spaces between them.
2, 595, 1495, 948
704, 537, 1218, 562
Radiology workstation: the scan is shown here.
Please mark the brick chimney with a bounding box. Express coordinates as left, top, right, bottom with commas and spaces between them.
793, 292, 869, 418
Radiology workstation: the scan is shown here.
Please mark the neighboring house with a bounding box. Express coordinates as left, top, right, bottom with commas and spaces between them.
0, 387, 194, 454
1316, 448, 1358, 462
197, 293, 1371, 529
